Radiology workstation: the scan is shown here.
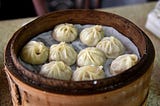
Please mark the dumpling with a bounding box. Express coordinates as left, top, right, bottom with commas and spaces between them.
49, 42, 77, 65
110, 54, 138, 76
40, 61, 72, 80
96, 36, 125, 58
20, 41, 49, 64
52, 23, 78, 42
80, 25, 104, 46
77, 47, 106, 66
72, 65, 105, 81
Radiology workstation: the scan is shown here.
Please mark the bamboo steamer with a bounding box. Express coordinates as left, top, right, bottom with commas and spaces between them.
4, 10, 155, 106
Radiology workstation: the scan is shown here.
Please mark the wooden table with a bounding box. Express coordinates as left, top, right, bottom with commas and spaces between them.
0, 2, 160, 106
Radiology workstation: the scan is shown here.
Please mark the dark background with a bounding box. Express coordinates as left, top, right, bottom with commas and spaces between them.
0, 0, 36, 20
0, 0, 157, 20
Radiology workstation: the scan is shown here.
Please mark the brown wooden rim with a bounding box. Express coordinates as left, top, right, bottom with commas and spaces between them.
5, 9, 155, 95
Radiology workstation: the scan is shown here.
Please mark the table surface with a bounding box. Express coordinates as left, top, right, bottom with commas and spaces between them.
0, 2, 160, 106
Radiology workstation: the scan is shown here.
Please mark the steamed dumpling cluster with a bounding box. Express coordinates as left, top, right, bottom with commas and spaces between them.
20, 41, 49, 64
20, 23, 139, 81
52, 23, 78, 42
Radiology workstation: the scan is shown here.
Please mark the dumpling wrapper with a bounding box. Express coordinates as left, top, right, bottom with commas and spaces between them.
20, 41, 49, 64
96, 36, 125, 58
80, 25, 104, 46
49, 42, 77, 65
110, 54, 138, 76
52, 23, 78, 42
72, 65, 105, 81
40, 61, 72, 80
77, 47, 106, 66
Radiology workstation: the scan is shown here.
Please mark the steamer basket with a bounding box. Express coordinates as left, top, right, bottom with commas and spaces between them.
4, 10, 155, 106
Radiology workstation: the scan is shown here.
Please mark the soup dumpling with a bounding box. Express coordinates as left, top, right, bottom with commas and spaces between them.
80, 25, 104, 46
72, 65, 105, 81
20, 41, 49, 64
40, 61, 72, 80
110, 54, 138, 76
49, 42, 77, 65
77, 47, 106, 66
52, 23, 78, 42
96, 36, 125, 58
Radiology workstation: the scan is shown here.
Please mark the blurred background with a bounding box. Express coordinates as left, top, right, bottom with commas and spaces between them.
0, 0, 158, 20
